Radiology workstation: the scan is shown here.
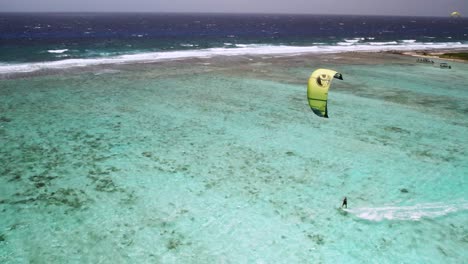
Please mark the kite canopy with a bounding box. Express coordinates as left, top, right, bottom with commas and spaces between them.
307, 69, 343, 118
450, 11, 461, 17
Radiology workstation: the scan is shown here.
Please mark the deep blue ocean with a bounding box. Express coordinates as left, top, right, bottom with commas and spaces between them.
1, 13, 467, 66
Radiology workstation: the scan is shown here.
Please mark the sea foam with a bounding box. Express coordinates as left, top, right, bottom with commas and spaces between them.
346, 201, 468, 221
47, 49, 69, 54
2, 42, 468, 75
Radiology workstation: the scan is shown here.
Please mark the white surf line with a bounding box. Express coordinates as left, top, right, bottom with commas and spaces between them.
47, 49, 68, 54
1, 42, 468, 74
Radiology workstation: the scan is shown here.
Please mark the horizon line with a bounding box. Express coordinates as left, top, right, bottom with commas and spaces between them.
0, 11, 458, 18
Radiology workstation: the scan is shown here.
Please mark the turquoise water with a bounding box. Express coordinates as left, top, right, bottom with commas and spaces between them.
0, 53, 467, 263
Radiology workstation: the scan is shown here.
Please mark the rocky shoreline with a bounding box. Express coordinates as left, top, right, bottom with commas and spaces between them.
399, 49, 468, 63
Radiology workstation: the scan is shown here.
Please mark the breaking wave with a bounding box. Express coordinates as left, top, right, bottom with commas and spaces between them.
47, 49, 69, 54
1, 41, 468, 75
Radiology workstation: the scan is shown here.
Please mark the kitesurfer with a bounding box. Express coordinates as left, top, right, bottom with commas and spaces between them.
341, 197, 347, 208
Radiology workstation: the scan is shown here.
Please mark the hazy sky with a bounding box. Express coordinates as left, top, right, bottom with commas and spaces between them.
0, 0, 466, 17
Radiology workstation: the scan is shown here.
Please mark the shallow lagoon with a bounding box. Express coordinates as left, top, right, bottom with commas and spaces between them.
0, 52, 467, 263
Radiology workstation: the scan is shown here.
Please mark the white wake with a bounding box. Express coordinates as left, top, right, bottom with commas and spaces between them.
345, 201, 468, 221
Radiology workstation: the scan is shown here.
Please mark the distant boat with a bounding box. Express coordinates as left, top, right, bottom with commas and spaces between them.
450, 11, 461, 18
439, 63, 452, 69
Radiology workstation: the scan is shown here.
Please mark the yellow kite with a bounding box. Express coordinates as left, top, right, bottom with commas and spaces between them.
307, 69, 343, 118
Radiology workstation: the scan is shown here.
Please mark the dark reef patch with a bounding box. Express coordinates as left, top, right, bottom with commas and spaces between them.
306, 233, 325, 245
95, 177, 120, 193
10, 188, 91, 210
142, 151, 153, 158
150, 156, 190, 174
166, 237, 182, 250
8, 173, 22, 182
437, 245, 448, 256
35, 182, 46, 188
411, 149, 455, 163
40, 188, 90, 209
87, 167, 124, 193
119, 190, 138, 205
120, 230, 136, 247
0, 116, 12, 122
165, 232, 187, 251
0, 123, 142, 215
384, 126, 410, 134
29, 174, 58, 188
461, 234, 468, 243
